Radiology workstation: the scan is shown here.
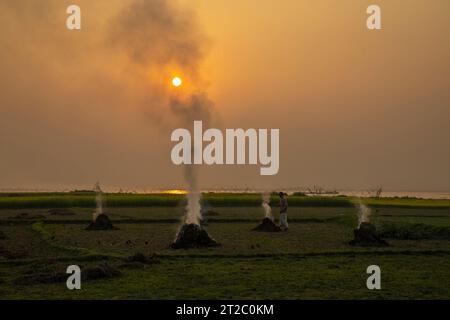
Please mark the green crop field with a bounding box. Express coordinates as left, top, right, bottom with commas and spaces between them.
2, 192, 449, 210
0, 193, 450, 299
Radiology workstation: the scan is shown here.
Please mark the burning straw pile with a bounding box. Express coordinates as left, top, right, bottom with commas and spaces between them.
86, 182, 116, 231
349, 222, 388, 247
253, 217, 282, 232
86, 214, 116, 231
349, 202, 388, 247
171, 223, 219, 249
252, 194, 282, 232
170, 169, 220, 249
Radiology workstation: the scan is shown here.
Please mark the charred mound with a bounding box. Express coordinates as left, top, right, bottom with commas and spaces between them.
349, 222, 388, 247
86, 214, 116, 230
171, 224, 220, 249
252, 218, 282, 232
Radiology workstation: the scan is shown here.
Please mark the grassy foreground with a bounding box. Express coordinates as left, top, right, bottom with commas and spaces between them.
0, 193, 450, 299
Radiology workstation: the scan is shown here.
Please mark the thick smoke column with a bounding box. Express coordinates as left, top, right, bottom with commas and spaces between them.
170, 94, 213, 225
112, 0, 213, 225
261, 193, 273, 221
184, 164, 201, 225
170, 94, 213, 226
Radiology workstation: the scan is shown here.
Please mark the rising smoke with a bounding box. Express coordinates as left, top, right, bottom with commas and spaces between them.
93, 182, 103, 221
356, 199, 371, 227
112, 0, 214, 225
110, 0, 206, 74
261, 193, 273, 221
170, 94, 213, 225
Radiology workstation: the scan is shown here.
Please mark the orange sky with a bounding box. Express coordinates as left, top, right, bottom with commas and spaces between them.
0, 0, 449, 191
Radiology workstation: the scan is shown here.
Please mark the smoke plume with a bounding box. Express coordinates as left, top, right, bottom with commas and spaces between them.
262, 193, 273, 220
110, 0, 206, 72
93, 182, 103, 221
356, 199, 371, 227
113, 0, 214, 225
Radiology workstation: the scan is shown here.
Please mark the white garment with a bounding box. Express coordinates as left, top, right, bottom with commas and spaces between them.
279, 213, 288, 229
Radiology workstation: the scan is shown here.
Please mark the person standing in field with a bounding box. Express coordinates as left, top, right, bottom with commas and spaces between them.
279, 192, 288, 231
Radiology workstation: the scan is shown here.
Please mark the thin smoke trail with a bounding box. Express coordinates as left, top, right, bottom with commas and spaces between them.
261, 193, 273, 221
356, 198, 371, 227
93, 182, 103, 222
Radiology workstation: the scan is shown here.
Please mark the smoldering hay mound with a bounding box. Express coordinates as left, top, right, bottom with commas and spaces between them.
252, 218, 282, 232
86, 214, 117, 231
349, 222, 388, 247
254, 194, 281, 232
171, 224, 220, 249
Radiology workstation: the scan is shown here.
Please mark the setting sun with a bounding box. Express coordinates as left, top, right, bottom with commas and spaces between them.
172, 76, 182, 87
162, 189, 187, 195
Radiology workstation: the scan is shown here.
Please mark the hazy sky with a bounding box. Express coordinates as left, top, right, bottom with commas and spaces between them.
1, 0, 449, 192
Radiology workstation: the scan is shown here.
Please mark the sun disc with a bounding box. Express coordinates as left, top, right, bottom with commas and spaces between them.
172, 77, 182, 87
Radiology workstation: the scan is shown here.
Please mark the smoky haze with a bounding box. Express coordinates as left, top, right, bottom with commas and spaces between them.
0, 0, 449, 192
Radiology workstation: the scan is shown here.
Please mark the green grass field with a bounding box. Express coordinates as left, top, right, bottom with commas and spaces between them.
0, 193, 449, 299
2, 192, 450, 209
